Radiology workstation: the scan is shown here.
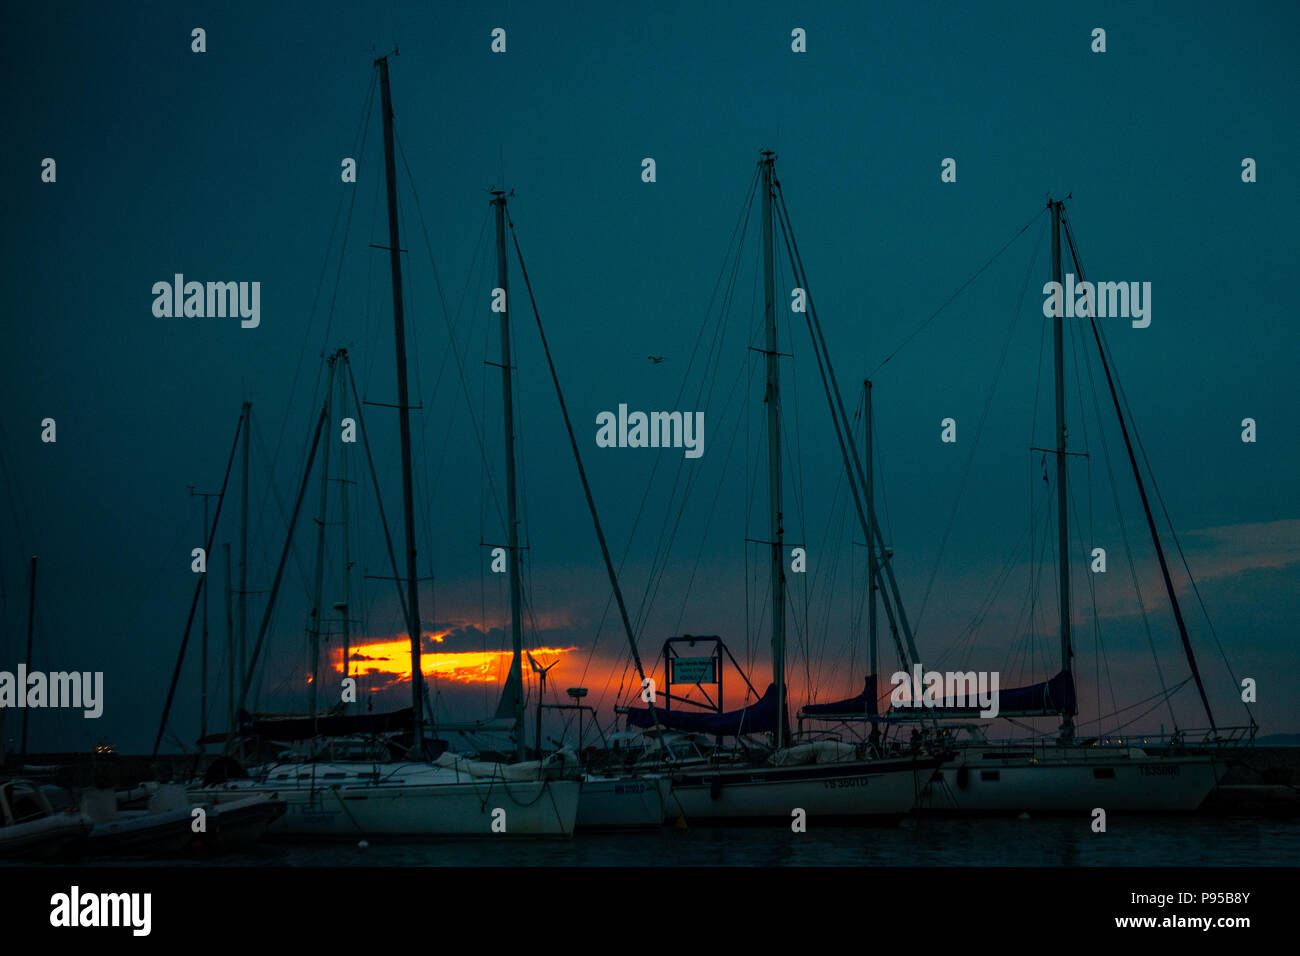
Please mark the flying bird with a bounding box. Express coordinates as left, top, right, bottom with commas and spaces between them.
648, 355, 664, 364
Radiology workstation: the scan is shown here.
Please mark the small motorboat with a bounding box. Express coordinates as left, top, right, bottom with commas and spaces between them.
186, 791, 286, 854
0, 778, 92, 859
78, 784, 194, 857
93, 780, 284, 858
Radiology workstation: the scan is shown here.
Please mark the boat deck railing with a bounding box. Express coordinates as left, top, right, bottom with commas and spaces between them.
936, 723, 1258, 750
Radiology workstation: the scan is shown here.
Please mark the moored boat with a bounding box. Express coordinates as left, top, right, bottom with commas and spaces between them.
800, 198, 1247, 815
77, 785, 193, 856
163, 55, 588, 840
921, 740, 1224, 815
0, 779, 92, 860
196, 761, 580, 836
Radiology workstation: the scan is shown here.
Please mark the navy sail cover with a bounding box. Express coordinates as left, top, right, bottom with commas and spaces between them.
798, 669, 1076, 718
197, 707, 416, 744
625, 683, 781, 736
994, 669, 1076, 715
801, 675, 879, 717
892, 668, 1077, 716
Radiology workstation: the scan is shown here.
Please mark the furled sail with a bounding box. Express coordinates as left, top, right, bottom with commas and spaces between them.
197, 707, 415, 744
624, 683, 781, 736
494, 656, 523, 722
991, 668, 1076, 715
800, 675, 879, 718
926, 668, 1077, 717
798, 670, 1077, 720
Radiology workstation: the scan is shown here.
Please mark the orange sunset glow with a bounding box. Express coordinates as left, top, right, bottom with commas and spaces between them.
330, 634, 576, 689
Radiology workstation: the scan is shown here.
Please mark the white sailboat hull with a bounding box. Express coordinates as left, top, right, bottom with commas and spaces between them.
193, 763, 580, 836
577, 775, 671, 828
666, 757, 939, 824
921, 747, 1223, 813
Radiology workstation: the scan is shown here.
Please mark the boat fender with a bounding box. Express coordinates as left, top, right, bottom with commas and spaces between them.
956, 766, 969, 790
710, 776, 724, 801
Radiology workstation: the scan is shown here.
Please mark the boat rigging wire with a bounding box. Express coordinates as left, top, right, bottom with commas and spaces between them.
1061, 209, 1217, 732
506, 211, 661, 729
270, 69, 376, 524
866, 206, 1048, 379
911, 216, 1047, 638
1064, 210, 1251, 731
577, 168, 761, 714
153, 409, 245, 755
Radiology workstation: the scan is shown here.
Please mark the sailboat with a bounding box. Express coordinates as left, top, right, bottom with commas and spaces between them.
618, 152, 945, 824
926, 199, 1244, 812
180, 55, 579, 836
798, 198, 1239, 814
462, 187, 674, 829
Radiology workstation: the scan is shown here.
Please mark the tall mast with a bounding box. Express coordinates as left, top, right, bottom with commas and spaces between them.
190, 488, 220, 753
761, 151, 787, 748
863, 382, 883, 749
865, 381, 878, 732
1059, 210, 1218, 733
492, 190, 527, 761
224, 542, 234, 739
336, 349, 353, 707
20, 555, 36, 761
376, 55, 425, 754
505, 214, 665, 735
307, 355, 336, 722
1050, 199, 1075, 742
775, 182, 927, 731
237, 407, 328, 717
155, 410, 242, 759
238, 401, 250, 714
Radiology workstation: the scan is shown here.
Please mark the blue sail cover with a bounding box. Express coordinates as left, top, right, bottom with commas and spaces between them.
625, 683, 781, 736
797, 670, 1076, 719
926, 668, 1077, 716
801, 675, 879, 717
996, 668, 1076, 715
196, 707, 416, 744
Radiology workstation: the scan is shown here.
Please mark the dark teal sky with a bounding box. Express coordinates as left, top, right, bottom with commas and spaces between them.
2, 1, 1296, 752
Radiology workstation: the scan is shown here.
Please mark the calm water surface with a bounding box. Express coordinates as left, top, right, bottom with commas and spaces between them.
27, 816, 1298, 867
